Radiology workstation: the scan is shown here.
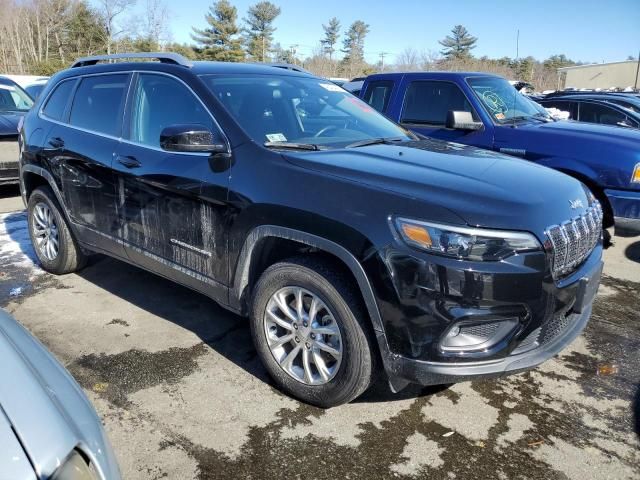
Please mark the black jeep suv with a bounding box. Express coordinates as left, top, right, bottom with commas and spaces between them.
19, 53, 603, 407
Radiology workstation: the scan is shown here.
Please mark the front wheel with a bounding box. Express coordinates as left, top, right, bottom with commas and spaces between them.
250, 257, 376, 407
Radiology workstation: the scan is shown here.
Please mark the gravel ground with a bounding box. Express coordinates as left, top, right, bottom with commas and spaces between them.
1, 184, 639, 480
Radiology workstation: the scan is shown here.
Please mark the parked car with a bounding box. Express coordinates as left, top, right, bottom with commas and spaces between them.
360, 72, 640, 233
20, 52, 603, 407
1, 76, 33, 185
0, 308, 121, 479
24, 78, 49, 100
535, 94, 640, 129
341, 77, 365, 96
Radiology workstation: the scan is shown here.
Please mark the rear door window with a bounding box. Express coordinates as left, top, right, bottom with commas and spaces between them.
42, 79, 76, 121
362, 80, 394, 113
69, 74, 129, 136
401, 81, 478, 126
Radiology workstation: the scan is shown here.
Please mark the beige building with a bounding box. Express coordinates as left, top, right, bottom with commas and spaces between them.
557, 60, 639, 90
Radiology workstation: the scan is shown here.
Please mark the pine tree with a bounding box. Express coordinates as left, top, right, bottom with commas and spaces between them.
191, 0, 245, 62
341, 20, 369, 77
243, 1, 281, 62
439, 25, 477, 59
321, 17, 340, 60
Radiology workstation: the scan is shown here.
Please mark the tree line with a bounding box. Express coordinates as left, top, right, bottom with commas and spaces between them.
1, 0, 589, 90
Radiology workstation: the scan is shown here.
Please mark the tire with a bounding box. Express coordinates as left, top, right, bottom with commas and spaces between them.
250, 256, 377, 408
27, 186, 87, 274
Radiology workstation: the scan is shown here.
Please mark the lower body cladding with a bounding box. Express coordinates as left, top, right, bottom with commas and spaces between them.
367, 243, 603, 388
606, 188, 640, 233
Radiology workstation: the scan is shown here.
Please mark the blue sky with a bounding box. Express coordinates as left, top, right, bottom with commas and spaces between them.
138, 0, 639, 64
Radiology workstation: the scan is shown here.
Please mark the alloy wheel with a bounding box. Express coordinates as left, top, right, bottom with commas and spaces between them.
32, 202, 59, 261
263, 286, 343, 385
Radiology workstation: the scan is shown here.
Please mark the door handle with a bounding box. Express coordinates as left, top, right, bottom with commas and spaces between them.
48, 137, 64, 149
116, 155, 141, 169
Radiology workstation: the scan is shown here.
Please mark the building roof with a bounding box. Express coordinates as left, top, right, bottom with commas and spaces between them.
557, 60, 638, 71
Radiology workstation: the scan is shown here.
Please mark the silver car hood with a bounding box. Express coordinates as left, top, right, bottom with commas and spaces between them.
0, 407, 36, 479
0, 309, 120, 479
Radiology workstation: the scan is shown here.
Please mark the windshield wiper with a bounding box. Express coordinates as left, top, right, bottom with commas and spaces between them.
345, 137, 406, 148
264, 141, 321, 151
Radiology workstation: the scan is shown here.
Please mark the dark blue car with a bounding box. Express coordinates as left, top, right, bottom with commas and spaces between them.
360, 72, 640, 233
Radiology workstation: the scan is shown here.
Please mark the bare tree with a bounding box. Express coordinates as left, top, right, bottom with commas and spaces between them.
144, 0, 169, 48
98, 0, 136, 54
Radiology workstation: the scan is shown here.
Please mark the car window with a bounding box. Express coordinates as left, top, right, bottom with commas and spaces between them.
201, 74, 412, 148
578, 102, 626, 126
539, 100, 576, 119
42, 80, 75, 121
130, 73, 215, 148
401, 81, 478, 126
69, 74, 128, 136
0, 82, 33, 112
363, 80, 394, 113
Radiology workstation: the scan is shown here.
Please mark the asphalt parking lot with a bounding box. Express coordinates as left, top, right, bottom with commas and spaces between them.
1, 183, 639, 480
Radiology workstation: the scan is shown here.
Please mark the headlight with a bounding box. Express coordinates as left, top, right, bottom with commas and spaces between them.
51, 450, 99, 480
394, 217, 541, 261
632, 163, 640, 183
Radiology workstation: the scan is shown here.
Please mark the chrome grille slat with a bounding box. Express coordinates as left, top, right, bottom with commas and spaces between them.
545, 203, 602, 279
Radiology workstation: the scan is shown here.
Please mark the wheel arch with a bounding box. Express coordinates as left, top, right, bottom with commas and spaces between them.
230, 225, 385, 336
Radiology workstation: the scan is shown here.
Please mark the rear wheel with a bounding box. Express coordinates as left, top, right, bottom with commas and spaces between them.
27, 186, 87, 274
250, 256, 376, 407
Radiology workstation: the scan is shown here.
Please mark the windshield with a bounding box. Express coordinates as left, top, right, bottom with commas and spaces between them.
200, 74, 413, 148
0, 83, 33, 112
467, 76, 541, 123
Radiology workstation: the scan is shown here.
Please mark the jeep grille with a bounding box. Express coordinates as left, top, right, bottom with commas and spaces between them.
545, 203, 602, 279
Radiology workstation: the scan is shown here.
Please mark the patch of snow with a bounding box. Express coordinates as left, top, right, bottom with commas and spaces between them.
545, 107, 571, 120
0, 211, 43, 279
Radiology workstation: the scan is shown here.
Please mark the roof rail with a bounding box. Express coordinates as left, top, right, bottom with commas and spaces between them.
71, 52, 192, 69
265, 62, 313, 75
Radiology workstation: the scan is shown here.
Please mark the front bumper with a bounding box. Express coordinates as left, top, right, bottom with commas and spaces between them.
369, 241, 602, 387
1, 139, 19, 185
606, 188, 640, 233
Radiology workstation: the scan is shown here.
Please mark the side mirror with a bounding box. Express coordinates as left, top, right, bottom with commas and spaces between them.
160, 124, 227, 153
446, 111, 483, 131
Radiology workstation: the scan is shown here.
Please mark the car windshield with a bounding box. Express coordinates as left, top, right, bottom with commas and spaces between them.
200, 74, 413, 148
467, 76, 541, 123
0, 82, 34, 112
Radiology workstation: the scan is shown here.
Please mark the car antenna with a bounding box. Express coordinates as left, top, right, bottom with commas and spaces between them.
512, 29, 519, 128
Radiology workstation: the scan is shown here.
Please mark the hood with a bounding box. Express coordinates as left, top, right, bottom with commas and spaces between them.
283, 139, 592, 240
0, 409, 36, 479
0, 111, 23, 137
496, 120, 640, 190
0, 309, 121, 480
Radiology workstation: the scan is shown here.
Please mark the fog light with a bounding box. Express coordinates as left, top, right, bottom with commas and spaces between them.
440, 318, 519, 353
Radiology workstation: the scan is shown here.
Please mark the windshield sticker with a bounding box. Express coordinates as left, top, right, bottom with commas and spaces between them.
266, 133, 287, 142
495, 112, 506, 120
319, 82, 344, 92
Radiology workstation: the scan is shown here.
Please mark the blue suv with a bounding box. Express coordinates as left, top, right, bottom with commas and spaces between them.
360, 72, 640, 233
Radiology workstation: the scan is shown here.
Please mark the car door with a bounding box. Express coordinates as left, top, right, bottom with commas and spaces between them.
113, 72, 230, 298
396, 79, 492, 147
41, 73, 129, 257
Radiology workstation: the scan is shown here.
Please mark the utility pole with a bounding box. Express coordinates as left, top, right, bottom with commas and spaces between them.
379, 51, 389, 72
635, 49, 639, 90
